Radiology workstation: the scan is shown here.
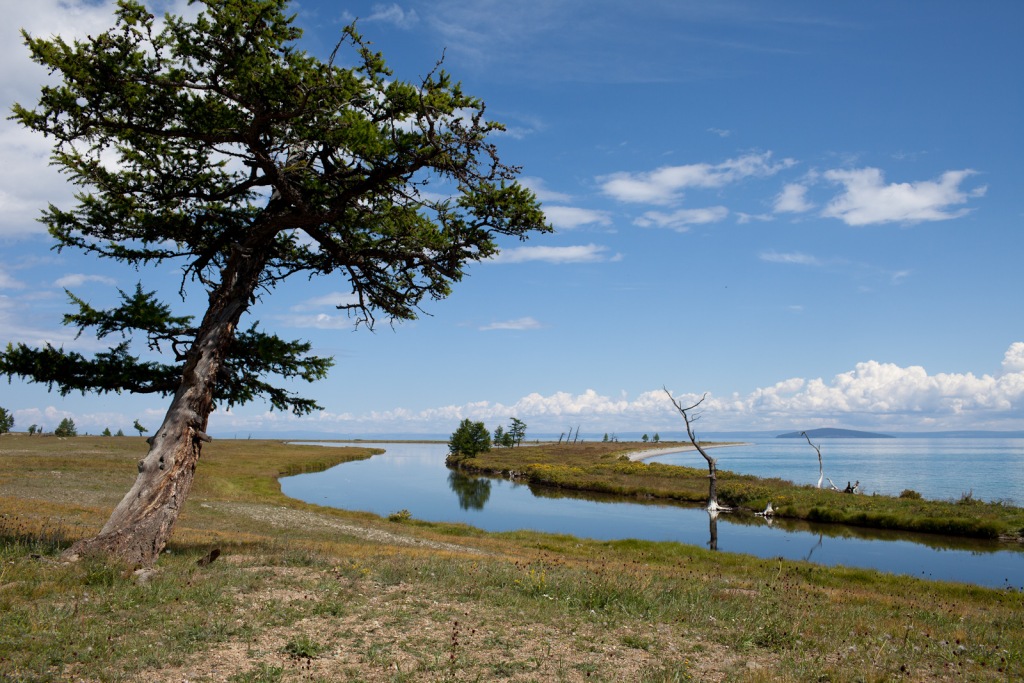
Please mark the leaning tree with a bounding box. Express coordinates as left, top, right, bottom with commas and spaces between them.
1, 0, 549, 566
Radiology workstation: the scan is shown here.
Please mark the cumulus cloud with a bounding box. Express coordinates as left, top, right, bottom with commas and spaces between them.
1, 1, 201, 238
822, 168, 986, 226
254, 343, 1024, 434
491, 244, 621, 264
479, 317, 542, 331
774, 183, 814, 213
599, 152, 796, 205
634, 206, 728, 232
543, 206, 612, 230
1002, 343, 1024, 374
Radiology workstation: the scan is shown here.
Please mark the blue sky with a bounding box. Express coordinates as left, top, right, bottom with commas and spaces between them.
1, 0, 1022, 437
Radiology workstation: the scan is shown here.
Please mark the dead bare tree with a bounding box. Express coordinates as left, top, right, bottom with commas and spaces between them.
663, 388, 730, 512
801, 431, 825, 488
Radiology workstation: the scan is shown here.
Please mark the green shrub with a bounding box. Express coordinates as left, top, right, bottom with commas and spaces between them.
448, 419, 491, 461
387, 509, 412, 523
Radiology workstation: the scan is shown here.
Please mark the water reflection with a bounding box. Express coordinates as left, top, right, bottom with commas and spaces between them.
280, 442, 1024, 590
708, 510, 718, 551
447, 470, 492, 510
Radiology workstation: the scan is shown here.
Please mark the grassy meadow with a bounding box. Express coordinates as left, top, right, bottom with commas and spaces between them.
1, 434, 1022, 682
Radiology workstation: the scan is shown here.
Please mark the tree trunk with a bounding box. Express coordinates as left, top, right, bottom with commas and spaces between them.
663, 388, 728, 512
64, 240, 271, 566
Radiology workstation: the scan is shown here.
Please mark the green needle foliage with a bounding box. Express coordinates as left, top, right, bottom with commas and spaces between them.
1, 0, 549, 564
1, 0, 550, 417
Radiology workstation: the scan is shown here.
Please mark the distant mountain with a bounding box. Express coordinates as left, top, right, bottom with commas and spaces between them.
776, 428, 893, 439
887, 430, 1024, 439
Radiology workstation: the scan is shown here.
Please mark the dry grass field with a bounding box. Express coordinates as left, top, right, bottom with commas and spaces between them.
1, 434, 1021, 681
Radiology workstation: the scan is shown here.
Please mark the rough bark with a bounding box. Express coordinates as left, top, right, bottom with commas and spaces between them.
63, 235, 272, 566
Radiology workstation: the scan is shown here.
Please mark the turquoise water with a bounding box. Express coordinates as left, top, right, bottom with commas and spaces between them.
655, 437, 1024, 503
280, 441, 1024, 590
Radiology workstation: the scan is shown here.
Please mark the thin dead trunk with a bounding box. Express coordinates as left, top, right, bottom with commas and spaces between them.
802, 431, 824, 488
663, 388, 728, 512
64, 239, 272, 566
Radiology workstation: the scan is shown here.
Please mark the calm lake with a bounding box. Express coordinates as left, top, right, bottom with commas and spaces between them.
279, 440, 1024, 590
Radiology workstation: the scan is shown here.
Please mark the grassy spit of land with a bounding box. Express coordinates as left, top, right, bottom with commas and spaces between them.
0, 434, 1022, 682
455, 441, 1024, 543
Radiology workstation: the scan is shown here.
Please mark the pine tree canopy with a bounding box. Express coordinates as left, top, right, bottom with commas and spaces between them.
2, 0, 550, 415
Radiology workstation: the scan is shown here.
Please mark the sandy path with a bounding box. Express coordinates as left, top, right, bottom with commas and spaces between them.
627, 442, 748, 461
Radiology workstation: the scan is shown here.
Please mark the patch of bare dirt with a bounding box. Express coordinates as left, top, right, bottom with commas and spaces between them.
141, 567, 763, 682
217, 502, 486, 555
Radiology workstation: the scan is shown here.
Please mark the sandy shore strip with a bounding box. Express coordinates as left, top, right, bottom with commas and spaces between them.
627, 442, 749, 461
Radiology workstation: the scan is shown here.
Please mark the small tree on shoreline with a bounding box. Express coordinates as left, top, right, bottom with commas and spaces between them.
447, 419, 492, 463
508, 417, 526, 447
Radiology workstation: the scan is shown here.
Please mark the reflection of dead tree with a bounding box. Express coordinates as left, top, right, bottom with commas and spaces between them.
804, 533, 824, 562
801, 431, 825, 488
664, 388, 730, 512
707, 510, 719, 551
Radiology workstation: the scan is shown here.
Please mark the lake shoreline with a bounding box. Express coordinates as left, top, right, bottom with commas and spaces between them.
447, 441, 1024, 544
626, 442, 749, 461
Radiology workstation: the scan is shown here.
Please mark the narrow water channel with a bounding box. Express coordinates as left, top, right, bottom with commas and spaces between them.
279, 442, 1024, 590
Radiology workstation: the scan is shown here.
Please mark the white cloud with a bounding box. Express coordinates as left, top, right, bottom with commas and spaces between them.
1, 0, 197, 239
1002, 342, 1024, 374
290, 291, 360, 311
491, 244, 621, 264
599, 152, 796, 205
519, 177, 572, 203
543, 206, 612, 230
634, 206, 728, 232
707, 127, 731, 138
53, 274, 117, 288
759, 250, 821, 266
0, 269, 25, 289
774, 183, 814, 213
252, 343, 1024, 433
275, 313, 356, 330
479, 317, 542, 331
822, 168, 986, 226
363, 3, 420, 28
